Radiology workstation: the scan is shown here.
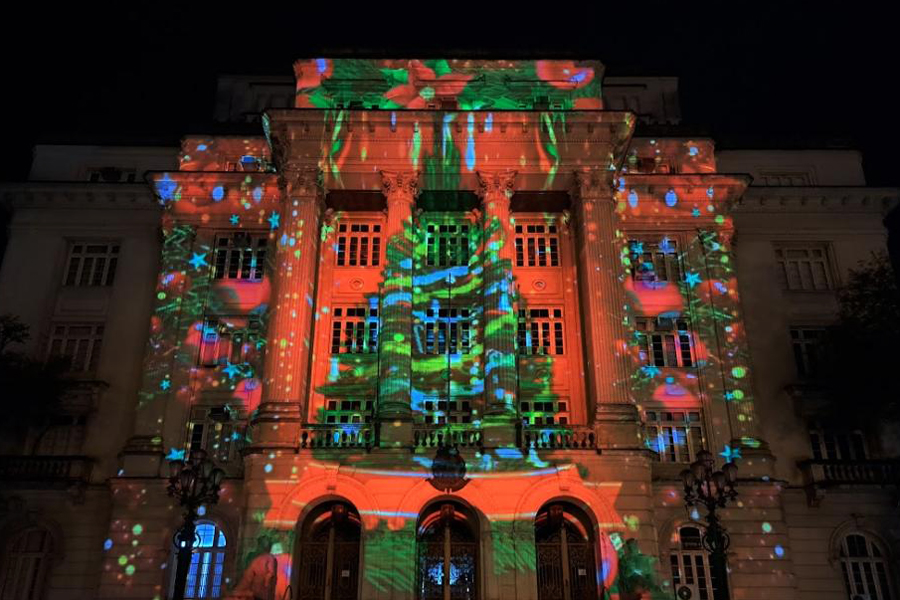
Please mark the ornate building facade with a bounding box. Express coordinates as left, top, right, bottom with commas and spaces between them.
0, 58, 898, 600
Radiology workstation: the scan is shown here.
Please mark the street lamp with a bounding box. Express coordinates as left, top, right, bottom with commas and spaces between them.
167, 449, 225, 600
680, 449, 738, 600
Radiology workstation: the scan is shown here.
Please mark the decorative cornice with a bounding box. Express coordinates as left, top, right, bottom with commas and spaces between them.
279, 164, 323, 197
476, 170, 517, 202
733, 187, 899, 214
571, 168, 616, 200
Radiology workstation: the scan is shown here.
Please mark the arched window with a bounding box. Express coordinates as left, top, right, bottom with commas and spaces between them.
169, 520, 227, 599
0, 527, 53, 600
417, 502, 478, 600
296, 502, 361, 600
534, 503, 598, 600
669, 525, 725, 600
840, 533, 893, 600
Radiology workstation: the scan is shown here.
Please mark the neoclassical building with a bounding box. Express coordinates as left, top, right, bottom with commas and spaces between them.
0, 58, 898, 600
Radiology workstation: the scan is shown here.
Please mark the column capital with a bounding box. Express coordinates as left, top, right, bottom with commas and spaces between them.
279, 163, 323, 197
380, 170, 420, 204
476, 169, 517, 204
571, 168, 616, 201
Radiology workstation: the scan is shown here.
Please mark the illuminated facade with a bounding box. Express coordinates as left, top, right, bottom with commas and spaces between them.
1, 58, 898, 600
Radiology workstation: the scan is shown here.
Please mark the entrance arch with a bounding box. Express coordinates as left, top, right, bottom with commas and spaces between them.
534, 502, 599, 600
295, 501, 361, 600
416, 501, 479, 600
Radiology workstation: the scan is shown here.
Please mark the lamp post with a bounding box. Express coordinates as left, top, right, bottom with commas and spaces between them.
680, 449, 738, 600
167, 449, 225, 600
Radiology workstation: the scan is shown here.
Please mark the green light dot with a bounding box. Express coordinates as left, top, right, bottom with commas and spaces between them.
720, 255, 729, 263
125, 564, 135, 576
118, 555, 128, 566
731, 366, 747, 379
733, 389, 745, 400
132, 524, 143, 535
393, 333, 404, 342
157, 292, 166, 300
715, 215, 725, 224
762, 522, 773, 533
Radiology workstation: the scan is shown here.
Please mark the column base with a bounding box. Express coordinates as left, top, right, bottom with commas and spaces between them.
481, 413, 518, 448
594, 403, 643, 450
378, 418, 414, 449
119, 435, 165, 477
247, 402, 302, 453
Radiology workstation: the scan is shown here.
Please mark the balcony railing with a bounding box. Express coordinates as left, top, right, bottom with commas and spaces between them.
521, 426, 597, 450
0, 455, 93, 487
413, 426, 483, 449
299, 425, 373, 450
800, 459, 900, 487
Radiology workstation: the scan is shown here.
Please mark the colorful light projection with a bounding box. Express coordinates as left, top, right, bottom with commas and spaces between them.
127, 60, 770, 600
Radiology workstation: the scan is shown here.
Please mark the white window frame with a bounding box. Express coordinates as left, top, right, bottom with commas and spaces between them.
809, 422, 867, 461
63, 241, 120, 287
629, 237, 681, 283
513, 218, 561, 268
840, 533, 893, 600
0, 527, 54, 600
169, 521, 228, 599
645, 408, 704, 463
329, 306, 379, 355
635, 317, 694, 368
790, 327, 828, 379
212, 232, 267, 281
335, 219, 383, 267
198, 316, 260, 368
517, 307, 565, 356
47, 323, 104, 374
670, 525, 725, 600
774, 243, 835, 291
186, 406, 245, 466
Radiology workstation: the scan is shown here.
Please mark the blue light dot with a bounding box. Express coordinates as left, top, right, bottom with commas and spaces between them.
197, 505, 207, 516
264, 464, 273, 473
774, 544, 784, 557
665, 189, 678, 207
104, 539, 113, 551
212, 186, 225, 202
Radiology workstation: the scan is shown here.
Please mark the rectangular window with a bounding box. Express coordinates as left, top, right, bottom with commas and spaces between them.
330, 307, 379, 354
421, 398, 472, 424
336, 222, 381, 267
188, 406, 245, 464
517, 308, 564, 355
198, 317, 260, 367
645, 409, 704, 463
213, 233, 267, 281
48, 323, 104, 373
520, 397, 569, 425
423, 307, 472, 355
323, 398, 375, 424
636, 318, 694, 367
425, 223, 470, 267
775, 245, 833, 291
514, 223, 560, 267
790, 327, 828, 378
809, 423, 867, 460
64, 242, 119, 286
630, 238, 680, 282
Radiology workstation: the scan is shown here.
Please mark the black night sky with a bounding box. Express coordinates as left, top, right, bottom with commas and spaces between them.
2, 5, 896, 186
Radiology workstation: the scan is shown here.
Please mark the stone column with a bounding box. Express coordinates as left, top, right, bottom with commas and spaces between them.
476, 170, 519, 447
250, 165, 324, 451
377, 170, 419, 447
571, 169, 640, 448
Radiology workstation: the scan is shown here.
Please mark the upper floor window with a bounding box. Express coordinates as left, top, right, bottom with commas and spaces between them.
520, 396, 569, 425
809, 423, 867, 461
169, 521, 227, 600
517, 308, 564, 355
635, 317, 694, 368
330, 307, 378, 354
645, 409, 704, 463
425, 223, 470, 267
514, 222, 560, 267
64, 242, 119, 286
421, 397, 472, 424
775, 244, 834, 291
48, 323, 104, 373
336, 221, 381, 267
670, 526, 726, 600
630, 238, 680, 282
323, 398, 374, 424
790, 327, 829, 379
199, 317, 260, 367
187, 406, 245, 466
213, 233, 267, 281
0, 527, 54, 600
840, 533, 893, 600
422, 307, 472, 355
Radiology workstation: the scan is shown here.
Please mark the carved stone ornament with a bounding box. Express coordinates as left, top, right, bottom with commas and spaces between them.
428, 445, 469, 493
380, 170, 420, 203
476, 170, 517, 202
279, 164, 323, 197
572, 168, 615, 200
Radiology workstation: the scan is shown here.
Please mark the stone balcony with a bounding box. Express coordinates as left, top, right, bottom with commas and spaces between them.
298, 424, 374, 450
0, 455, 94, 489
799, 459, 900, 506
520, 425, 598, 451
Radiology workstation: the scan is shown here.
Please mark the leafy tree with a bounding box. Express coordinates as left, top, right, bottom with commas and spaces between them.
826, 251, 900, 426
0, 314, 73, 453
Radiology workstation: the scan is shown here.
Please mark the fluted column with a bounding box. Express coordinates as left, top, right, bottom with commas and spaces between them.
477, 170, 519, 447
377, 170, 419, 447
251, 165, 324, 451
571, 169, 640, 448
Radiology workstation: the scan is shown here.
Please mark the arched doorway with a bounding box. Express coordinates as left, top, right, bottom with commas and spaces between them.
535, 503, 598, 600
296, 501, 361, 600
417, 501, 479, 600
